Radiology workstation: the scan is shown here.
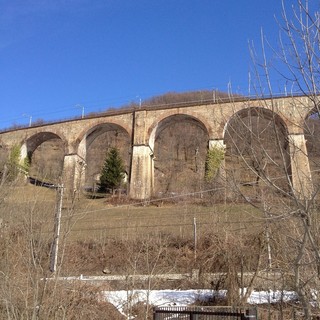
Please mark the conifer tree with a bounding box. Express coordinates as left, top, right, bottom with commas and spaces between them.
99, 147, 125, 193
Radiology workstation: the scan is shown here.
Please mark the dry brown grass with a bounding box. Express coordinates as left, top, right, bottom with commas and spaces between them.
2, 184, 264, 240
67, 200, 264, 241
1, 183, 315, 319
0, 184, 267, 276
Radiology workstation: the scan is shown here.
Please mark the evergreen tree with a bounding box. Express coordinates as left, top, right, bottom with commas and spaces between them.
99, 147, 125, 193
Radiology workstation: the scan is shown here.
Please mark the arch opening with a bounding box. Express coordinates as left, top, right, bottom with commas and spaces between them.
26, 132, 66, 184
153, 115, 209, 196
224, 107, 291, 200
84, 123, 131, 190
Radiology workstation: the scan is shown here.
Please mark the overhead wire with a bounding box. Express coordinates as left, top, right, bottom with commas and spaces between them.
0, 88, 297, 130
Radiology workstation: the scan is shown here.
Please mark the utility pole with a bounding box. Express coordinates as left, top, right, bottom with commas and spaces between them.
193, 217, 197, 260
75, 104, 85, 118
50, 184, 64, 273
136, 96, 142, 107
22, 114, 32, 127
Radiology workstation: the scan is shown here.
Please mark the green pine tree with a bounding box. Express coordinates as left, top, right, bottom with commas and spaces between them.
99, 147, 125, 193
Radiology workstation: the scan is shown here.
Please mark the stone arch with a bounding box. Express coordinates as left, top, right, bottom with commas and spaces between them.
23, 131, 67, 183
78, 123, 131, 189
222, 106, 288, 138
75, 118, 132, 153
148, 113, 212, 151
224, 107, 291, 199
150, 114, 209, 196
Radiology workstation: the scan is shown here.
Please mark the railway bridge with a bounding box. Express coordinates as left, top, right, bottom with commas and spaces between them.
0, 95, 315, 199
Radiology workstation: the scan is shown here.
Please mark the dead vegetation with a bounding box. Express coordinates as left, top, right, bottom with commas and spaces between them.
1, 1, 320, 318
1, 182, 318, 319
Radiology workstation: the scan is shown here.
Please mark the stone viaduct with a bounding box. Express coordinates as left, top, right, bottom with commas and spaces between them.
0, 95, 315, 199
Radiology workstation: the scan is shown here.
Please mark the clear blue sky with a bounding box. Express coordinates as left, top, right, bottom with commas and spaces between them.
0, 0, 296, 129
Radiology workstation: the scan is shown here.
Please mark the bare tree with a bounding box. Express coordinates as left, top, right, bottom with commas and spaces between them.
0, 183, 122, 319
224, 1, 320, 318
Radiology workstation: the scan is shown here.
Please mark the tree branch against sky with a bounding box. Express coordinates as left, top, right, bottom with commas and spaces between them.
233, 1, 320, 318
